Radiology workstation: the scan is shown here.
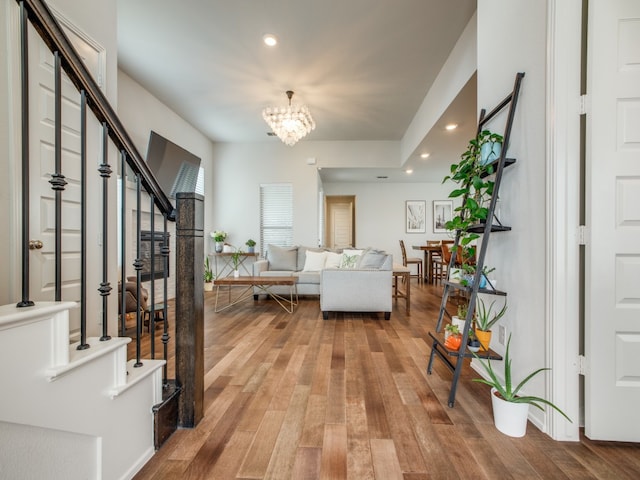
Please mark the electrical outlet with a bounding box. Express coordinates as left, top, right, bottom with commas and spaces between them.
498, 325, 506, 345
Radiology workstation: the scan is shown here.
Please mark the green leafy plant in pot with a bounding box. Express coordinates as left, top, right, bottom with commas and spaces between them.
245, 239, 256, 253
230, 248, 244, 277
474, 297, 507, 351
203, 257, 214, 291
443, 129, 504, 270
473, 334, 572, 437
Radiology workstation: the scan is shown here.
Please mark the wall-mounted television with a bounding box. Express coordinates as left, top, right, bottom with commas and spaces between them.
145, 130, 202, 199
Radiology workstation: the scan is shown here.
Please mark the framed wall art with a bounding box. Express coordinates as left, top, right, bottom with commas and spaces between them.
406, 200, 426, 233
433, 200, 453, 233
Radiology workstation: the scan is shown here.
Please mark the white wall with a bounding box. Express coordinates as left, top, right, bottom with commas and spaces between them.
477, 0, 548, 428
207, 141, 399, 254
323, 181, 454, 264
117, 70, 215, 300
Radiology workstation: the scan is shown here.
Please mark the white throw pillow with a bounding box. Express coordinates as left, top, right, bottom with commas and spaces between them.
324, 251, 342, 269
302, 250, 327, 271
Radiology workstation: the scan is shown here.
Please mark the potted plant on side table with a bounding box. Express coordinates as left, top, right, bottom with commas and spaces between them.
231, 248, 244, 277
211, 230, 227, 253
473, 334, 572, 437
245, 239, 256, 254
204, 257, 214, 291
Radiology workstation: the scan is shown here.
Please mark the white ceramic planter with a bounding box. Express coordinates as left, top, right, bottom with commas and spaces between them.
491, 388, 529, 437
204, 282, 214, 292
451, 316, 466, 332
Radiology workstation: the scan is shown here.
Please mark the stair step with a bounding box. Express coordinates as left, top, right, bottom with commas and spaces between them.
109, 358, 166, 399
46, 336, 131, 382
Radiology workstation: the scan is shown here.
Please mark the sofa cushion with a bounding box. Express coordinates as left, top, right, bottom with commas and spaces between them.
297, 246, 325, 271
302, 250, 327, 271
266, 244, 298, 271
295, 271, 321, 284
339, 251, 361, 269
358, 249, 388, 269
259, 270, 295, 278
325, 251, 342, 269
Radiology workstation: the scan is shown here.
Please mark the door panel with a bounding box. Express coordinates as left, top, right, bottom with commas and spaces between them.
27, 21, 104, 337
325, 196, 355, 249
585, 0, 640, 441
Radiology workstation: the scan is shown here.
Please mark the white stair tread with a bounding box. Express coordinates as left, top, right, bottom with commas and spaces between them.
109, 359, 166, 399
46, 336, 131, 381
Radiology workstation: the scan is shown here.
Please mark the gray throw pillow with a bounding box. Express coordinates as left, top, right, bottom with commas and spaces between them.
358, 249, 387, 269
267, 244, 298, 271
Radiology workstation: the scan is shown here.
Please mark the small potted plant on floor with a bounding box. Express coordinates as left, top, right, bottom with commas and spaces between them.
204, 257, 214, 291
245, 239, 256, 254
475, 297, 507, 351
473, 334, 572, 437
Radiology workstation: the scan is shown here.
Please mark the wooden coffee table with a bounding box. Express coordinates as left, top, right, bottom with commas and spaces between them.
213, 276, 297, 313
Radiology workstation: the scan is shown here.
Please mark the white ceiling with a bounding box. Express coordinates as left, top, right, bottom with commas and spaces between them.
117, 0, 477, 183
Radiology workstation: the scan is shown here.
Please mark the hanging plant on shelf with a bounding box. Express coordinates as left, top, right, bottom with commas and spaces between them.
442, 129, 503, 269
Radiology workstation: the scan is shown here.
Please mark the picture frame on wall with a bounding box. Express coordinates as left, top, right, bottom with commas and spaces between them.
406, 200, 426, 233
433, 200, 453, 233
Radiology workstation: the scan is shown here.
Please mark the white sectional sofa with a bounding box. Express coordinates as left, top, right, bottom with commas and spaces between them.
252, 244, 393, 319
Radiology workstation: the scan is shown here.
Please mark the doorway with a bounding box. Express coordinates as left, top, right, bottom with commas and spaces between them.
324, 196, 355, 249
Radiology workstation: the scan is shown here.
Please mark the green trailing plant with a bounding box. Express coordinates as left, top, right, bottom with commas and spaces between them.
475, 298, 507, 332
442, 129, 504, 267
473, 334, 572, 422
203, 257, 214, 282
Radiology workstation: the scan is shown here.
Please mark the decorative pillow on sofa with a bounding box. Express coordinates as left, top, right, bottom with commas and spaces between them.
324, 251, 342, 269
266, 244, 298, 271
302, 250, 327, 271
339, 249, 363, 269
358, 249, 388, 269
297, 246, 325, 271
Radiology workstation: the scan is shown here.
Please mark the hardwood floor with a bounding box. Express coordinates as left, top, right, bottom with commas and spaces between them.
133, 282, 640, 479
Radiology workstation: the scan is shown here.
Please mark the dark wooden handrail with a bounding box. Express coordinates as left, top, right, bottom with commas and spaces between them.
16, 0, 175, 220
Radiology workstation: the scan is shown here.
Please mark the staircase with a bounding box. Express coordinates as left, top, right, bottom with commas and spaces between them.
0, 1, 205, 478
0, 302, 165, 480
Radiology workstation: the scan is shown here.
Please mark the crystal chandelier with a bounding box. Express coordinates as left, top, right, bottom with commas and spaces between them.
262, 90, 315, 146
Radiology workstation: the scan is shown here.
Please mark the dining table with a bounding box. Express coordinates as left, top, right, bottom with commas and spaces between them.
412, 243, 443, 284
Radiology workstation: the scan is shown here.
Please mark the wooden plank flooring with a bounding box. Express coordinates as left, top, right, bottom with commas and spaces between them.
133, 283, 640, 479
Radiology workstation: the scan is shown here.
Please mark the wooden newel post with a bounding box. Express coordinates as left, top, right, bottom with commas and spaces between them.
175, 192, 204, 427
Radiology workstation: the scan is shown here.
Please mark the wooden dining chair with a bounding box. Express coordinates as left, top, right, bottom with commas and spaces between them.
400, 240, 423, 284
426, 240, 442, 281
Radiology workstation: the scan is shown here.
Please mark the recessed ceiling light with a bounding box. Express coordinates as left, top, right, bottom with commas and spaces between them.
445, 123, 458, 131
263, 34, 278, 47
405, 169, 413, 174
420, 153, 430, 159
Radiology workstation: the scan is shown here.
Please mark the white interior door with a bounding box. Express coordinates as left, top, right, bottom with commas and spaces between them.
27, 18, 104, 337
325, 197, 354, 249
585, 0, 640, 441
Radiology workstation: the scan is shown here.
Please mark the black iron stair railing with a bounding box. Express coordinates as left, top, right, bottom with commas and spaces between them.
14, 0, 174, 374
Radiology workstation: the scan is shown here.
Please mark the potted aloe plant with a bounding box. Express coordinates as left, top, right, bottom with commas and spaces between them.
473, 334, 572, 437
475, 298, 507, 351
